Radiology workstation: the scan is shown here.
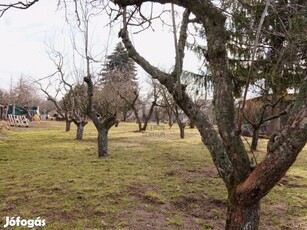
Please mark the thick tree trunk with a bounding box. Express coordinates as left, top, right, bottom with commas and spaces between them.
251, 127, 260, 151
98, 128, 109, 157
84, 74, 116, 158
65, 120, 72, 132
76, 124, 85, 140
178, 122, 185, 139
225, 202, 260, 230
141, 123, 147, 131
92, 117, 116, 158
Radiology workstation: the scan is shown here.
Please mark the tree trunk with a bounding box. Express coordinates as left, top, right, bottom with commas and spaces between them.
178, 122, 185, 139
65, 120, 72, 132
189, 120, 195, 129
76, 124, 85, 140
142, 118, 149, 131
133, 106, 143, 131
251, 127, 260, 151
98, 128, 109, 157
123, 110, 127, 122
225, 202, 260, 230
155, 109, 160, 125
174, 105, 185, 139
168, 110, 173, 128
142, 101, 156, 131
136, 118, 142, 131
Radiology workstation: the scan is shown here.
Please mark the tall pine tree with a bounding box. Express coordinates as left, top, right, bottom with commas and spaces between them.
101, 42, 137, 85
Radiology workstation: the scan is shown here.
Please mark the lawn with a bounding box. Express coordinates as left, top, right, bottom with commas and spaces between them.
0, 121, 306, 229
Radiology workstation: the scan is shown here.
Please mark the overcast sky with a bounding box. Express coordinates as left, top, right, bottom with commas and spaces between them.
0, 1, 201, 97
0, 1, 65, 90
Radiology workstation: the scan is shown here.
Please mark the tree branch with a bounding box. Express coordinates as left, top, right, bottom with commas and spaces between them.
118, 28, 172, 87
119, 9, 233, 187
237, 0, 270, 134
172, 9, 190, 77
262, 110, 287, 123
0, 0, 39, 17
236, 76, 307, 206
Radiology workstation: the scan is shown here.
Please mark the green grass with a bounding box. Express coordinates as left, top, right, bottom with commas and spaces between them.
0, 121, 306, 229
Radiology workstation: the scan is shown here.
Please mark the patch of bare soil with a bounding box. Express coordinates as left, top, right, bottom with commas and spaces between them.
261, 201, 307, 230
116, 181, 226, 230
171, 194, 226, 229
115, 171, 307, 230
277, 175, 307, 188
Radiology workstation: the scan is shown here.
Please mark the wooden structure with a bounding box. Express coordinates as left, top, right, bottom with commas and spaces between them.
8, 114, 29, 127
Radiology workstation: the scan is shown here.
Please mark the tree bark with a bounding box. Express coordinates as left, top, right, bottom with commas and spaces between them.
132, 106, 143, 131
123, 110, 127, 122
141, 101, 156, 131
76, 122, 87, 140
92, 117, 116, 158
226, 202, 260, 230
84, 75, 117, 158
65, 120, 72, 132
155, 109, 160, 125
251, 127, 260, 151
98, 128, 109, 157
174, 105, 185, 139
178, 122, 185, 139
76, 124, 83, 140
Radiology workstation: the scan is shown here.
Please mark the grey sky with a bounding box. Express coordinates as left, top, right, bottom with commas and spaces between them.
0, 1, 201, 95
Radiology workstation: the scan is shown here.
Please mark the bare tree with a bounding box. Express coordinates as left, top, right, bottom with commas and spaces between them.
63, 83, 89, 140
158, 83, 186, 138
114, 1, 307, 228
2, 0, 307, 227
84, 75, 117, 157
243, 89, 288, 151
72, 1, 118, 157
35, 76, 73, 132
34, 44, 89, 139
137, 78, 159, 131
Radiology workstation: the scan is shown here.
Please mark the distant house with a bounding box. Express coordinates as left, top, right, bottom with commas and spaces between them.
7, 105, 29, 116
6, 104, 40, 119
243, 94, 296, 135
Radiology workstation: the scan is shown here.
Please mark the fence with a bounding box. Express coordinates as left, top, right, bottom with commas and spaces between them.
8, 115, 29, 127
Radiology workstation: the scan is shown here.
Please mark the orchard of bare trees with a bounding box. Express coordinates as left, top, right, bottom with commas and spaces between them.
0, 0, 306, 229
